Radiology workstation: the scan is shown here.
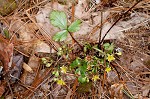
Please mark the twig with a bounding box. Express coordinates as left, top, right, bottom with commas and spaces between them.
99, 0, 142, 45
71, 3, 75, 45
98, 11, 103, 48
71, 3, 75, 22
111, 62, 122, 81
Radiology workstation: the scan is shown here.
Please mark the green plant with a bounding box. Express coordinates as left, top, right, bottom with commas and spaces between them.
41, 57, 53, 67
70, 57, 89, 83
51, 42, 122, 84
57, 44, 72, 59
49, 10, 122, 85
49, 10, 81, 42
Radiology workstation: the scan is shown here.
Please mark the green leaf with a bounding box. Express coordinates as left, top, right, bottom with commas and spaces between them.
46, 63, 52, 67
57, 47, 63, 56
92, 67, 97, 73
50, 10, 67, 30
79, 61, 87, 76
70, 58, 81, 68
41, 58, 48, 64
3, 29, 10, 38
53, 30, 68, 41
103, 43, 110, 49
52, 71, 59, 77
93, 47, 104, 54
68, 19, 81, 32
75, 68, 81, 75
84, 43, 92, 53
107, 43, 114, 53
0, 96, 4, 99
80, 61, 87, 72
78, 76, 87, 83
103, 43, 114, 53
93, 46, 105, 56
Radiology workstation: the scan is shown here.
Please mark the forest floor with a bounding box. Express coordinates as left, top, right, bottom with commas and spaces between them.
0, 0, 150, 99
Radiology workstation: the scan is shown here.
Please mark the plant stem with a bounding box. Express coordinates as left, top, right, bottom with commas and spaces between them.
98, 11, 103, 48
71, 3, 75, 45
99, 0, 142, 46
68, 32, 83, 49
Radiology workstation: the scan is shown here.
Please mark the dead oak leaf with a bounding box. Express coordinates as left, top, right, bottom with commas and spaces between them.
0, 43, 13, 73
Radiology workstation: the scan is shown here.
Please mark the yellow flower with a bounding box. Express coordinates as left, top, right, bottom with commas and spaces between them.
60, 66, 67, 74
116, 52, 122, 56
107, 54, 115, 62
105, 67, 111, 73
92, 75, 100, 82
57, 79, 66, 85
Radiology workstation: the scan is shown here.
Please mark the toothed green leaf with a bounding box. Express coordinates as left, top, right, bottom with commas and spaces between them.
50, 10, 67, 30
68, 19, 81, 32
53, 30, 68, 41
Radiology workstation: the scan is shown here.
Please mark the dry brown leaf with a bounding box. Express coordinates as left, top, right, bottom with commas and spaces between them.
111, 83, 123, 98
28, 55, 39, 69
10, 55, 23, 82
10, 20, 35, 41
9, 20, 37, 55
89, 22, 125, 42
126, 82, 139, 95
23, 63, 33, 73
35, 2, 65, 37
65, 89, 72, 99
19, 55, 39, 85
75, 0, 90, 19
0, 43, 13, 72
0, 85, 5, 97
107, 71, 118, 83
141, 84, 150, 97
34, 40, 54, 53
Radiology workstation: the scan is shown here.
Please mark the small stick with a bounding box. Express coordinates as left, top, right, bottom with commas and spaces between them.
71, 2, 75, 45
98, 11, 103, 48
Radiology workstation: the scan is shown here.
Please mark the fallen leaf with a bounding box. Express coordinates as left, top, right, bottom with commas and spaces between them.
75, 0, 90, 19
10, 55, 23, 82
20, 55, 39, 84
0, 85, 5, 97
111, 83, 123, 98
28, 55, 40, 69
34, 40, 53, 53
65, 89, 72, 99
141, 84, 150, 97
90, 22, 125, 42
23, 63, 33, 73
10, 20, 35, 41
0, 43, 13, 73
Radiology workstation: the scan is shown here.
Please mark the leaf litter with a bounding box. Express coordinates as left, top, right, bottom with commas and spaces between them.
0, 0, 150, 98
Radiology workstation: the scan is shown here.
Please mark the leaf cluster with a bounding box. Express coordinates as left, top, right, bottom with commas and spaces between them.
50, 10, 81, 41
51, 42, 121, 84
